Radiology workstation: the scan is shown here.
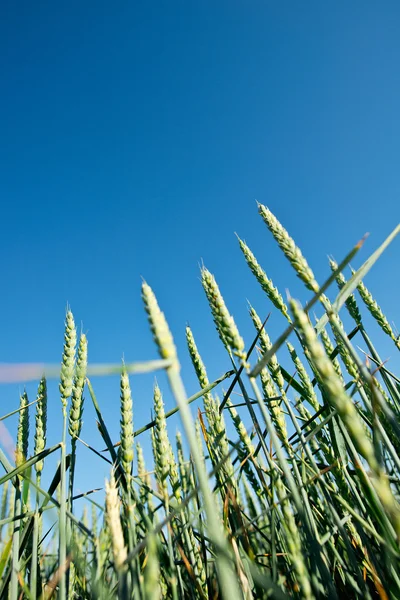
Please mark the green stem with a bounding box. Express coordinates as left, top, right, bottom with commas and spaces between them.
10, 479, 21, 600
68, 441, 77, 514
30, 475, 41, 599
164, 494, 179, 600
59, 408, 68, 600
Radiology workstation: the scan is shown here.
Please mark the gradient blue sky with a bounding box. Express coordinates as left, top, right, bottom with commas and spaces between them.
1, 2, 399, 503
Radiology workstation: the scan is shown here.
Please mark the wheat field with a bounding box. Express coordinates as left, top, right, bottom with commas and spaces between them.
0, 205, 399, 599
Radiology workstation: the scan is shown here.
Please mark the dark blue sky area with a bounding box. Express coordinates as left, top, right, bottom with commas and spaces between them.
1, 2, 399, 500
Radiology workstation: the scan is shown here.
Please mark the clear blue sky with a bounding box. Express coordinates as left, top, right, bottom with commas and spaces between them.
1, 2, 399, 505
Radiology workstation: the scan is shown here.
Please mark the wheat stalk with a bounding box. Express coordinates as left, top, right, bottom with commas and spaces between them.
58, 308, 77, 600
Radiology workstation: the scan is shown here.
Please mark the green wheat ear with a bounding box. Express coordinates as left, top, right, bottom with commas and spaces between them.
118, 366, 134, 481
34, 377, 47, 474
151, 382, 172, 497
142, 281, 178, 363
16, 390, 29, 467
60, 309, 77, 408
185, 324, 218, 432
258, 203, 319, 293
185, 325, 209, 390
151, 381, 181, 500
200, 265, 246, 361
353, 270, 400, 349
237, 235, 291, 321
68, 333, 87, 441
